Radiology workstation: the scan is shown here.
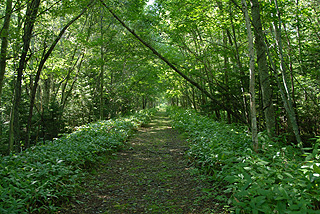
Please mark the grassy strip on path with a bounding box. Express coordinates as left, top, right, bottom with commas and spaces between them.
60, 111, 228, 214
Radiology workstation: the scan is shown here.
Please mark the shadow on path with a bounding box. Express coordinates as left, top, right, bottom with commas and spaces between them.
60, 111, 226, 214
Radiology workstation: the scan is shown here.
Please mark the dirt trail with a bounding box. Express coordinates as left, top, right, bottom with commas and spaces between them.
60, 111, 225, 213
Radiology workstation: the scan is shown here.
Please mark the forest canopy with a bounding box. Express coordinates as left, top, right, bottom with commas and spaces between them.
0, 0, 319, 154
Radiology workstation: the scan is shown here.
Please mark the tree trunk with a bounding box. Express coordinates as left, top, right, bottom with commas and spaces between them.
242, 0, 258, 151
9, 0, 41, 153
272, 0, 302, 146
60, 46, 81, 104
229, 5, 249, 123
295, 0, 303, 74
100, 7, 105, 120
251, 0, 276, 137
43, 75, 51, 106
262, 0, 303, 147
0, 0, 13, 140
61, 56, 83, 112
0, 0, 13, 102
59, 15, 92, 106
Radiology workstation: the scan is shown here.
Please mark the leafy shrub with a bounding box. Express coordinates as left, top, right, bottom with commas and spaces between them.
167, 106, 320, 213
0, 109, 155, 213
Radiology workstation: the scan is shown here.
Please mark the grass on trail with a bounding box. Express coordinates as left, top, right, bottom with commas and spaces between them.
60, 111, 228, 214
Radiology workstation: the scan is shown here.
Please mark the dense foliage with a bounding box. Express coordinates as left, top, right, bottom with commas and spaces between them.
0, 0, 319, 153
168, 107, 320, 213
0, 109, 155, 213
0, 0, 319, 211
0, 0, 166, 154
147, 0, 320, 145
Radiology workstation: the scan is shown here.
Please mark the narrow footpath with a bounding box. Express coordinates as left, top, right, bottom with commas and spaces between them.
60, 111, 227, 213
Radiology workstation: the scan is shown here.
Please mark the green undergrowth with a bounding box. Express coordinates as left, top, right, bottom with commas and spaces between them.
0, 108, 156, 213
167, 106, 320, 213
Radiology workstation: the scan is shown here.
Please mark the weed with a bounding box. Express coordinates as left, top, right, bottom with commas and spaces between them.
167, 106, 320, 213
0, 109, 156, 213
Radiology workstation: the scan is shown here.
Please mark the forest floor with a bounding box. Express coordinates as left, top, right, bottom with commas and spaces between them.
59, 111, 229, 214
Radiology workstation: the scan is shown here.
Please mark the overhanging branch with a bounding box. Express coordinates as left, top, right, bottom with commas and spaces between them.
99, 0, 245, 123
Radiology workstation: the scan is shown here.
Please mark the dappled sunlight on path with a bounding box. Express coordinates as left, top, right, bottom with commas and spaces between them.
60, 111, 227, 214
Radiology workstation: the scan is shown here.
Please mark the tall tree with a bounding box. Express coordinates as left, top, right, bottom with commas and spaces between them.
0, 0, 13, 140
99, 7, 105, 120
0, 0, 13, 102
271, 0, 302, 146
9, 0, 41, 153
251, 0, 276, 137
241, 0, 258, 150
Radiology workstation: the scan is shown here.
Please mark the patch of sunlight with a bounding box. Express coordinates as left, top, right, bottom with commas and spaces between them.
147, 0, 155, 6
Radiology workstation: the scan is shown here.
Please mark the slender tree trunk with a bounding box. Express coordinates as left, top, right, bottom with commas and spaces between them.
295, 0, 303, 74
43, 75, 51, 106
272, 0, 302, 146
100, 7, 105, 120
192, 87, 196, 110
9, 0, 41, 153
8, 107, 14, 154
229, 7, 249, 122
281, 22, 297, 109
0, 0, 13, 101
251, 0, 276, 137
242, 0, 258, 151
0, 0, 13, 140
60, 56, 83, 113
59, 14, 91, 104
60, 46, 81, 104
222, 30, 232, 122
261, 0, 303, 147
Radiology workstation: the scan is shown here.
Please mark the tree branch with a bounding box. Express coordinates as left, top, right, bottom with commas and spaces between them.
99, 0, 245, 123
25, 0, 94, 147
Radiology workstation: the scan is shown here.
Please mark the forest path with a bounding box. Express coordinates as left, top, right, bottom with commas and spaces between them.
60, 111, 225, 213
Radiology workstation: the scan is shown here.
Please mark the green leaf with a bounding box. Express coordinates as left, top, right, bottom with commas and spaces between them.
313, 164, 320, 174
242, 171, 252, 191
